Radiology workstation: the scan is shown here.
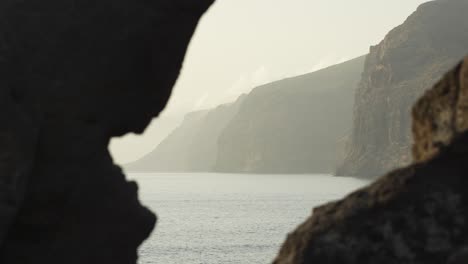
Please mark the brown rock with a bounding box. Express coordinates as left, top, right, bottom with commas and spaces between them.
456, 59, 468, 132
412, 58, 468, 162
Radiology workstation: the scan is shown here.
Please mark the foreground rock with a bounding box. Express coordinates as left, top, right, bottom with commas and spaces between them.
412, 58, 468, 162
274, 57, 468, 264
0, 0, 213, 263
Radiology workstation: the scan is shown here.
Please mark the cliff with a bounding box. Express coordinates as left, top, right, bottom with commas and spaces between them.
0, 0, 213, 263
274, 56, 468, 264
127, 56, 365, 173
125, 96, 245, 172
337, 0, 468, 178
214, 56, 366, 173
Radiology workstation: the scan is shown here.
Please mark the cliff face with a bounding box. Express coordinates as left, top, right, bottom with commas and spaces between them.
127, 56, 365, 174
337, 0, 468, 178
185, 98, 246, 171
125, 96, 245, 172
215, 56, 366, 174
0, 0, 213, 263
274, 56, 468, 264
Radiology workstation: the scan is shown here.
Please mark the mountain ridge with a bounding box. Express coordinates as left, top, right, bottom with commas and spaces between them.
125, 55, 366, 173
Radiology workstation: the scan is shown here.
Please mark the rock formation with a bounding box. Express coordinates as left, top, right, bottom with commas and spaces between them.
412, 58, 468, 162
0, 0, 213, 263
274, 56, 468, 264
337, 0, 468, 178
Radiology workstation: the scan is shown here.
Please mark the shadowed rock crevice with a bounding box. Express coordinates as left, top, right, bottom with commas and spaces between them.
0, 0, 214, 263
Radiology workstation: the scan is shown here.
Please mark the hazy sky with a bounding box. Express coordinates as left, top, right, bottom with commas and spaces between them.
110, 0, 429, 164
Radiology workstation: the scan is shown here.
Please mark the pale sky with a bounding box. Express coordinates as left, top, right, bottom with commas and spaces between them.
110, 0, 429, 164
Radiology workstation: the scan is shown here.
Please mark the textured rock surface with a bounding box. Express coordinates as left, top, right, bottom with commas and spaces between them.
337, 0, 468, 178
0, 89, 37, 246
274, 57, 468, 264
0, 0, 213, 263
447, 247, 468, 264
413, 58, 468, 162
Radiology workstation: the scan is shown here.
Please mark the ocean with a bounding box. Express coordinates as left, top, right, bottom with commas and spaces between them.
129, 173, 369, 264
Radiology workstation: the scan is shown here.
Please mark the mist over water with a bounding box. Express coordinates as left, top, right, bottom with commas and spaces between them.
130, 173, 368, 264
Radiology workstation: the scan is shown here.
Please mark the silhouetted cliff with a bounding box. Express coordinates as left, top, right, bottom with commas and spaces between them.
337, 0, 468, 178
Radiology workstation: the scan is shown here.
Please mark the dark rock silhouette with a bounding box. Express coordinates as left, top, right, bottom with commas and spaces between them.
274, 57, 468, 264
448, 247, 468, 264
412, 58, 468, 162
338, 0, 468, 178
0, 0, 213, 263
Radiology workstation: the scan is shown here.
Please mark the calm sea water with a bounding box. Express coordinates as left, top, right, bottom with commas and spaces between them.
129, 173, 369, 264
